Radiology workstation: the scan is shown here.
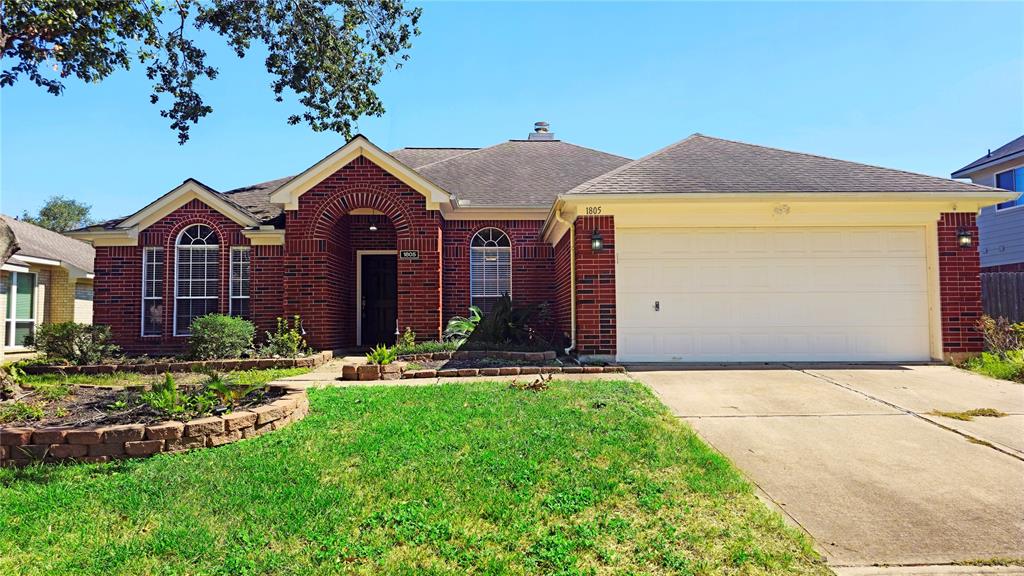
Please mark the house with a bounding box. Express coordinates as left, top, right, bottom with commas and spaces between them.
952, 135, 1024, 272
1, 215, 95, 355
69, 125, 1013, 363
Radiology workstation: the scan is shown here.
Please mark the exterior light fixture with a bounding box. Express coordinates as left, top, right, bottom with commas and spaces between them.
591, 229, 604, 252
368, 225, 378, 231
957, 228, 973, 248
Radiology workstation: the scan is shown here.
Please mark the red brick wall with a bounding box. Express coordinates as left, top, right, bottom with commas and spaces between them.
282, 156, 443, 350
441, 220, 555, 337
574, 216, 616, 355
938, 212, 983, 354
98, 199, 253, 353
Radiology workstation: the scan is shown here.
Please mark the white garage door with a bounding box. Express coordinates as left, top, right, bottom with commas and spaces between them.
616, 227, 931, 362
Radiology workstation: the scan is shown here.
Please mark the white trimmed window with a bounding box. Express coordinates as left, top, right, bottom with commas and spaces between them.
470, 227, 511, 314
229, 247, 251, 319
5, 271, 37, 347
174, 224, 219, 335
141, 247, 164, 336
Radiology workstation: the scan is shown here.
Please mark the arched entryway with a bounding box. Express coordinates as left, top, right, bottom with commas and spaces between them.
284, 181, 443, 351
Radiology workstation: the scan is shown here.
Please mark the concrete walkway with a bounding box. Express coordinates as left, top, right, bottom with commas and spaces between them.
632, 364, 1024, 574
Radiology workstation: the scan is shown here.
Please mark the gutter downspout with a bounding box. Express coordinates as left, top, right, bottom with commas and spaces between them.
553, 208, 575, 356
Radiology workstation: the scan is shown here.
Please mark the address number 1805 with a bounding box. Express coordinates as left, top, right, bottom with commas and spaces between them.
584, 206, 602, 215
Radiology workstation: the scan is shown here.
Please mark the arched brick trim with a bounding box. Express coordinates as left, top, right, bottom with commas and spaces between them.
303, 187, 414, 244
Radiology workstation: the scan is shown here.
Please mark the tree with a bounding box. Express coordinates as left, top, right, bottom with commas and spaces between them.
1, 1, 421, 144
20, 196, 94, 232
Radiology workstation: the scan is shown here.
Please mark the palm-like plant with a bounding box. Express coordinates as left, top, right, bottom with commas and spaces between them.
443, 306, 482, 342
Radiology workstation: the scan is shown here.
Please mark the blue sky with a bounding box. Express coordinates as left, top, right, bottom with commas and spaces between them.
2, 1, 1022, 222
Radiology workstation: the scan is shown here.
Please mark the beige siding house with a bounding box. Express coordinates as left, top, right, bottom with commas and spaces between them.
1, 215, 95, 359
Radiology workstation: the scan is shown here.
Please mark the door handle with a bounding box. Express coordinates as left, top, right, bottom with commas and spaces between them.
654, 301, 660, 312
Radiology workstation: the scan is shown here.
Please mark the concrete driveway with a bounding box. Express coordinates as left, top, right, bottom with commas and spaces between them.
632, 364, 1024, 574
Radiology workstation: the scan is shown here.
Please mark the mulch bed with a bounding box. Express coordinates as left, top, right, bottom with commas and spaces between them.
1, 385, 285, 428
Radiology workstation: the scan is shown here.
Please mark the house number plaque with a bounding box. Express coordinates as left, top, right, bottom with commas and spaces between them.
399, 250, 420, 260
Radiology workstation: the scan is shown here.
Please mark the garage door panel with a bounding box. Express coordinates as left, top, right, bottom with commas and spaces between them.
616, 227, 930, 362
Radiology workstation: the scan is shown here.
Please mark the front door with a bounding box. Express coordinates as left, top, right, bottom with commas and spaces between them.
361, 254, 398, 347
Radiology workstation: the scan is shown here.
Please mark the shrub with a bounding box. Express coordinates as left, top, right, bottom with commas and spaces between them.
141, 373, 189, 416
976, 315, 1024, 358
188, 314, 255, 360
261, 316, 311, 358
30, 322, 120, 365
399, 327, 416, 349
462, 296, 551, 352
443, 306, 482, 342
963, 351, 1024, 383
206, 372, 267, 408
365, 344, 397, 366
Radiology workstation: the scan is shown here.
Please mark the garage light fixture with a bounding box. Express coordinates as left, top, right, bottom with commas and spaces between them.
591, 229, 604, 252
368, 225, 378, 231
957, 228, 973, 248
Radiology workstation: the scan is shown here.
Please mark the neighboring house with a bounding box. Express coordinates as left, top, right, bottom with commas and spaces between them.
70, 125, 1012, 363
1, 215, 96, 354
951, 135, 1024, 272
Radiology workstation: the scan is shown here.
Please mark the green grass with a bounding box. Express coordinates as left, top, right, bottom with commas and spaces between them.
19, 367, 310, 389
0, 380, 827, 575
927, 408, 1008, 421
962, 351, 1024, 383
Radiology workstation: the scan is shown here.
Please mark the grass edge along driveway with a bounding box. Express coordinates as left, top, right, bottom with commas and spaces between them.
0, 379, 829, 575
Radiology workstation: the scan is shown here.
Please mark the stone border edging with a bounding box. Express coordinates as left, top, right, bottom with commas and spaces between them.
0, 384, 309, 467
401, 365, 626, 379
21, 351, 334, 376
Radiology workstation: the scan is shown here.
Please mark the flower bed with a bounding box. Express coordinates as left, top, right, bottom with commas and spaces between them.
341, 349, 625, 381
20, 351, 333, 376
0, 383, 308, 467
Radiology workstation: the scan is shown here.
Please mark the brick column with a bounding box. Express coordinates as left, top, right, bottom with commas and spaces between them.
574, 215, 616, 356
938, 212, 983, 357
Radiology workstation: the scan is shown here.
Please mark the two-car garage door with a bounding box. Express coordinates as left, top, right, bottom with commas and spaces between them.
616, 227, 931, 362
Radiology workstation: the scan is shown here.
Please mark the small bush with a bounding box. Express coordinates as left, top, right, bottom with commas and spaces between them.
963, 351, 1024, 383
30, 322, 120, 365
188, 314, 255, 360
399, 327, 416, 349
461, 296, 551, 352
206, 372, 267, 408
365, 344, 397, 366
261, 316, 311, 358
977, 315, 1024, 358
141, 373, 189, 416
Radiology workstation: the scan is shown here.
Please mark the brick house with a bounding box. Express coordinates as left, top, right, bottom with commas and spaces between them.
70, 126, 1013, 362
2, 215, 95, 358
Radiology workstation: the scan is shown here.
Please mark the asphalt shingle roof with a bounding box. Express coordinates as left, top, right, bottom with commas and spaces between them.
413, 140, 631, 207
568, 134, 994, 196
951, 135, 1024, 178
389, 147, 478, 169
2, 214, 95, 273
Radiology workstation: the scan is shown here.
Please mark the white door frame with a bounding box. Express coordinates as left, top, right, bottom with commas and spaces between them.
355, 250, 398, 347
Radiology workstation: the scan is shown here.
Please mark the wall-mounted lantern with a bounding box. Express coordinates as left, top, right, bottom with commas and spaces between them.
591, 229, 604, 252
957, 228, 973, 248
368, 224, 378, 232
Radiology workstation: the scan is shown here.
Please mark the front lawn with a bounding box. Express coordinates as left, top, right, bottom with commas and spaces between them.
0, 380, 827, 575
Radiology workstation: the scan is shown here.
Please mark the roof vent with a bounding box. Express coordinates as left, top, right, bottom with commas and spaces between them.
528, 121, 555, 141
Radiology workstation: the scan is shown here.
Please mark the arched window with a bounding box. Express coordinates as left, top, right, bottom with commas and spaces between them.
174, 224, 219, 335
470, 227, 511, 313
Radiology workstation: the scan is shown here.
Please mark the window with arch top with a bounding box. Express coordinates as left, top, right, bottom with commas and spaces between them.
174, 224, 219, 335
470, 227, 511, 314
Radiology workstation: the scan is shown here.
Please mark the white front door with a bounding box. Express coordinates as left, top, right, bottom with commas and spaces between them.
616, 227, 931, 362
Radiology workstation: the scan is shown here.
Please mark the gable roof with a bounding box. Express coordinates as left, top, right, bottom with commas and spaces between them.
951, 135, 1024, 178
414, 140, 631, 207
1, 214, 94, 274
567, 134, 996, 196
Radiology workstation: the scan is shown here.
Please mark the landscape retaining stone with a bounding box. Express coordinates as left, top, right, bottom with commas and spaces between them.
0, 385, 308, 467
22, 351, 333, 376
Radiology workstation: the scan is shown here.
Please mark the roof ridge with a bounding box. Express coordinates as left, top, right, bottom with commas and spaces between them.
396, 146, 479, 151
412, 141, 509, 170
691, 134, 997, 192
565, 133, 703, 195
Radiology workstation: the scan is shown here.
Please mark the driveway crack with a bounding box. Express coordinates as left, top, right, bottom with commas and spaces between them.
786, 364, 1024, 463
